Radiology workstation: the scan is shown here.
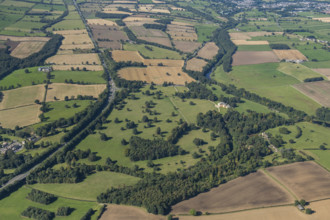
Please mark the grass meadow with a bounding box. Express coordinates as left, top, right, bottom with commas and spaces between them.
124, 43, 184, 59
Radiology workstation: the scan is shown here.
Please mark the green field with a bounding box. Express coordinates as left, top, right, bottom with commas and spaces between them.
123, 43, 184, 59
51, 70, 106, 84
50, 18, 84, 30
195, 24, 218, 42
293, 43, 330, 62
0, 67, 47, 89
212, 63, 321, 115
74, 86, 219, 173
237, 44, 272, 51
0, 186, 101, 220
32, 171, 140, 201
277, 63, 324, 82
303, 61, 330, 68
308, 150, 330, 171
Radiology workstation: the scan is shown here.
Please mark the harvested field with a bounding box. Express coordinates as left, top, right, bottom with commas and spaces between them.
312, 17, 330, 23
10, 41, 46, 59
130, 26, 167, 38
171, 21, 194, 26
101, 10, 132, 15
118, 66, 195, 85
186, 58, 207, 72
90, 25, 128, 49
144, 59, 183, 67
53, 30, 87, 35
62, 33, 93, 46
46, 53, 101, 65
167, 24, 198, 41
87, 19, 117, 26
273, 49, 308, 61
173, 40, 201, 53
229, 31, 282, 40
98, 41, 122, 50
139, 37, 172, 47
171, 170, 294, 214
197, 42, 219, 60
0, 105, 40, 128
123, 16, 155, 26
267, 161, 330, 201
100, 204, 164, 220
177, 206, 310, 220
0, 35, 50, 42
52, 65, 103, 71
0, 85, 45, 110
46, 83, 106, 102
232, 51, 279, 66
232, 40, 269, 45
112, 50, 144, 63
150, 8, 170, 14
293, 81, 330, 107
312, 68, 330, 79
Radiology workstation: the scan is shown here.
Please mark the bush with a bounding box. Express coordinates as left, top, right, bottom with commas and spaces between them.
189, 208, 197, 216
56, 207, 73, 216
26, 189, 57, 205
279, 127, 290, 134
21, 206, 55, 220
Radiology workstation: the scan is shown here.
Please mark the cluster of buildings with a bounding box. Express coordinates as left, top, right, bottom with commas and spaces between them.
0, 140, 24, 154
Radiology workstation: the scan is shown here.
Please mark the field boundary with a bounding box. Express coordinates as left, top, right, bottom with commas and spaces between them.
167, 96, 189, 123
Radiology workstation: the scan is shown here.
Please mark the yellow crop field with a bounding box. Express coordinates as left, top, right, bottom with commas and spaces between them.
10, 41, 46, 59
312, 17, 330, 23
0, 105, 41, 128
232, 40, 269, 45
112, 50, 144, 63
197, 42, 219, 60
273, 49, 308, 61
186, 58, 207, 72
0, 35, 50, 42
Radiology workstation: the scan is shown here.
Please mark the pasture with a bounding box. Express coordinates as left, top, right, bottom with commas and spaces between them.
46, 53, 101, 65
232, 51, 279, 66
118, 66, 193, 85
173, 40, 201, 53
124, 43, 183, 59
171, 170, 293, 214
0, 104, 40, 128
277, 63, 323, 82
45, 83, 106, 102
195, 24, 218, 42
51, 70, 106, 84
0, 67, 47, 88
237, 44, 271, 51
293, 81, 330, 107
229, 31, 281, 40
273, 49, 308, 61
186, 58, 207, 72
32, 171, 140, 201
10, 41, 46, 59
51, 65, 103, 71
0, 186, 101, 220
266, 161, 330, 201
312, 68, 330, 80
197, 42, 219, 60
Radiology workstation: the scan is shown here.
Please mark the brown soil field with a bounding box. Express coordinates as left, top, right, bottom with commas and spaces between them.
267, 161, 330, 201
130, 26, 167, 38
98, 41, 122, 50
0, 85, 45, 110
167, 24, 198, 41
232, 40, 269, 45
46, 83, 106, 102
118, 66, 195, 85
0, 105, 40, 128
312, 17, 330, 23
46, 53, 101, 65
232, 51, 279, 66
87, 19, 117, 26
171, 21, 194, 26
171, 170, 294, 214
197, 42, 219, 60
293, 81, 330, 107
173, 40, 201, 53
10, 41, 46, 59
112, 50, 144, 63
100, 204, 164, 220
52, 65, 103, 71
273, 49, 308, 61
144, 59, 183, 67
0, 35, 50, 42
312, 68, 330, 80
91, 25, 128, 49
186, 58, 207, 72
229, 31, 282, 40
139, 37, 172, 47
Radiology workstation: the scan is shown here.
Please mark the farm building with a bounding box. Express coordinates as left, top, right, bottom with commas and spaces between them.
38, 66, 53, 72
215, 102, 230, 109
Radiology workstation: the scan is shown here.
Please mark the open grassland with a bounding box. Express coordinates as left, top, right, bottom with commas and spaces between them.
237, 44, 271, 51
213, 63, 321, 114
46, 53, 101, 65
52, 65, 103, 71
229, 31, 282, 40
293, 81, 330, 107
186, 58, 207, 72
312, 68, 330, 80
0, 186, 101, 220
100, 204, 163, 220
32, 171, 140, 201
10, 41, 46, 59
173, 40, 201, 53
124, 43, 183, 59
232, 51, 279, 66
308, 150, 330, 171
197, 42, 219, 60
75, 86, 217, 173
50, 18, 85, 30
294, 44, 330, 62
118, 66, 194, 85
304, 61, 330, 69
195, 24, 218, 42
171, 170, 294, 214
277, 63, 324, 82
87, 19, 117, 26
0, 67, 47, 88
0, 104, 40, 128
0, 85, 45, 109
46, 83, 106, 102
273, 50, 308, 61
52, 70, 105, 84
267, 162, 330, 201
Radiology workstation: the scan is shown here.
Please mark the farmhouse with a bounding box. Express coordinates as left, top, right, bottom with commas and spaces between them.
215, 102, 230, 109
38, 66, 52, 72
